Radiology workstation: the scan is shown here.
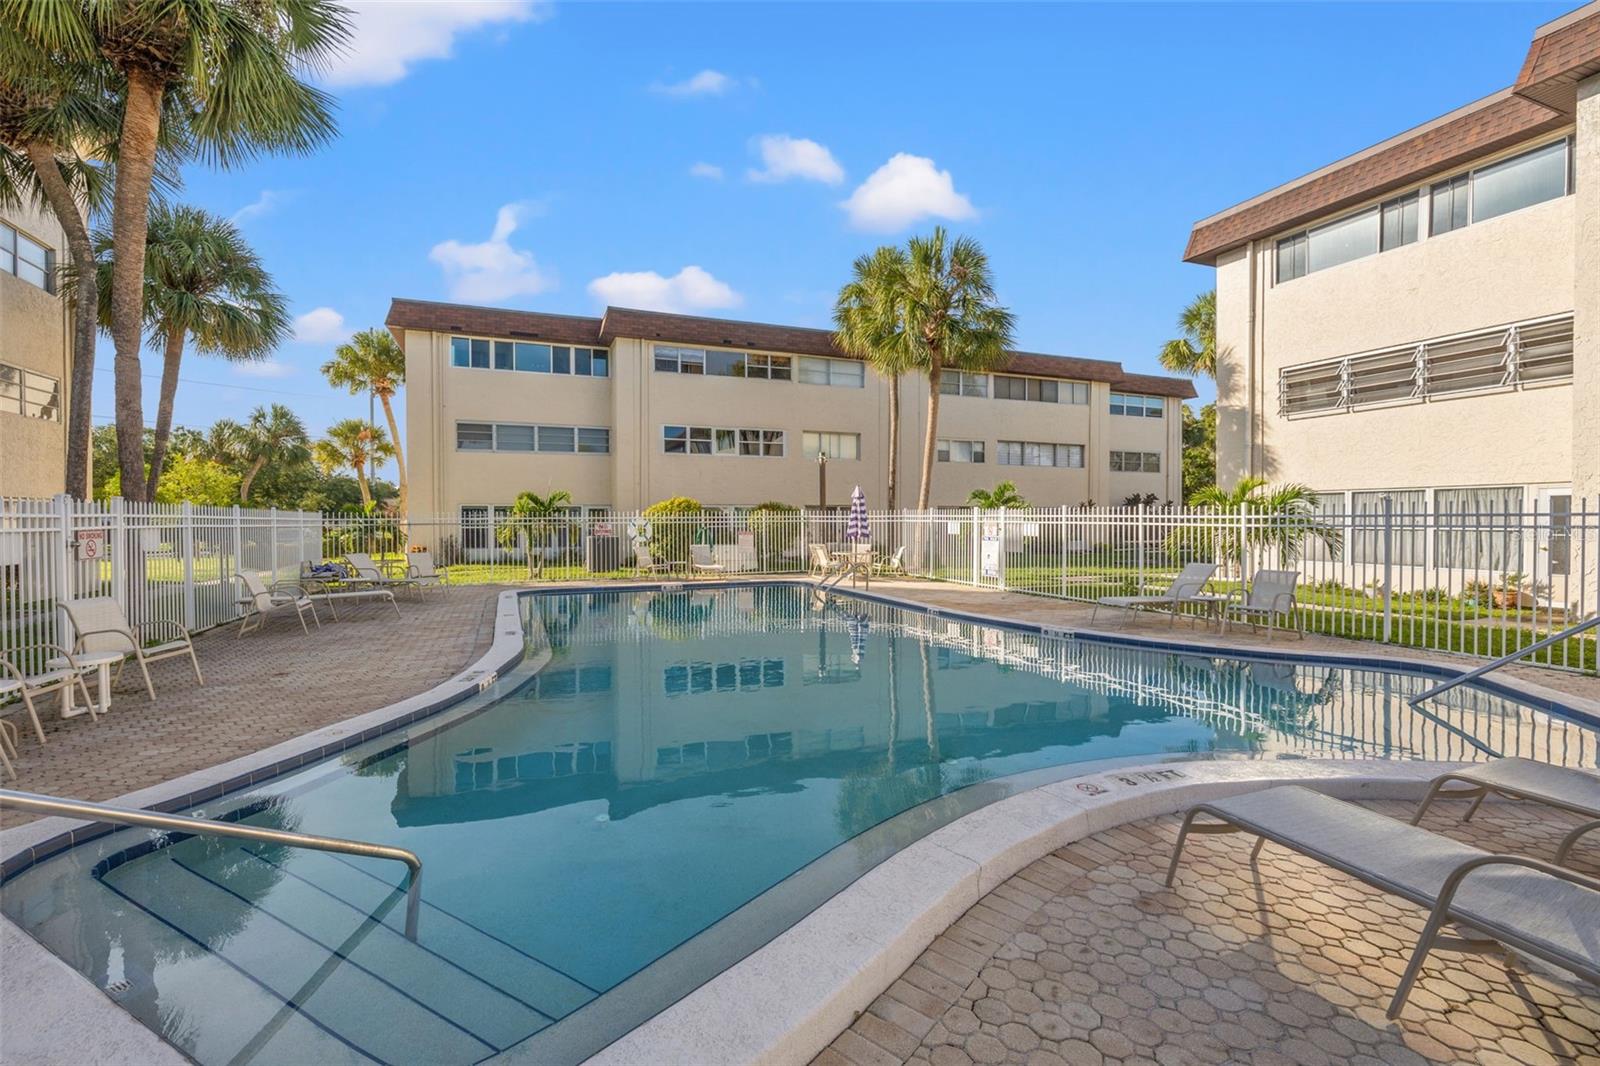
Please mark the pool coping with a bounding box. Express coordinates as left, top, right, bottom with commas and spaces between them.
0, 578, 1594, 1065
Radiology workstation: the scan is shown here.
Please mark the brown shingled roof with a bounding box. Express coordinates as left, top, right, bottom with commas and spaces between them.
1514, 3, 1600, 113
385, 298, 1197, 399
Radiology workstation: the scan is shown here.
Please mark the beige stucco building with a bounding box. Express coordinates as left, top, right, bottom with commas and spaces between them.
1186, 2, 1600, 524
387, 299, 1194, 521
0, 198, 72, 498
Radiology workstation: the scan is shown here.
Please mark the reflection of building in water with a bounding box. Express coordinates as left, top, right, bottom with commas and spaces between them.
396, 591, 1597, 823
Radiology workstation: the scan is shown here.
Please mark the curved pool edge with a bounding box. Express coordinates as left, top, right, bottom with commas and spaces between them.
574, 758, 1452, 1066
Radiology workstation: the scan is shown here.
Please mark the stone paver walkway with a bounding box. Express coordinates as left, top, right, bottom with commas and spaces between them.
1, 585, 506, 827
818, 799, 1600, 1066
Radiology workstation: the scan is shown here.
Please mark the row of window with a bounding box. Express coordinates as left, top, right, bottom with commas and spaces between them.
940, 371, 1094, 406
996, 441, 1084, 468
0, 363, 61, 421
1308, 486, 1555, 572
451, 336, 610, 377
938, 439, 1161, 473
1109, 393, 1164, 418
0, 222, 54, 294
664, 425, 786, 457
1276, 137, 1573, 283
803, 431, 860, 460
1279, 315, 1574, 415
456, 421, 611, 453
1109, 450, 1162, 473
655, 345, 866, 388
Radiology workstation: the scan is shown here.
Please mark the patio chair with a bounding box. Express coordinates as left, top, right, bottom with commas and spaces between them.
0, 718, 16, 779
689, 543, 725, 578
1165, 784, 1600, 1019
297, 562, 402, 620
344, 552, 423, 597
1411, 758, 1600, 865
1224, 569, 1304, 639
634, 544, 678, 576
403, 550, 450, 595
809, 544, 843, 580
1091, 562, 1220, 627
60, 597, 203, 701
235, 571, 321, 636
874, 545, 908, 577
0, 646, 97, 745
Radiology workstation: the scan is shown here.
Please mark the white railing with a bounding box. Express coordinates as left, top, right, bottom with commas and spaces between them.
0, 496, 321, 671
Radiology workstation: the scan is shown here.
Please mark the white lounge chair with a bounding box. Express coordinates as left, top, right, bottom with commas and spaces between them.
634, 544, 680, 575
1091, 562, 1220, 627
297, 563, 402, 620
235, 571, 321, 636
874, 545, 908, 577
689, 543, 725, 578
1224, 568, 1303, 639
1166, 784, 1600, 1019
403, 550, 449, 594
344, 552, 423, 597
1412, 758, 1600, 865
60, 597, 203, 701
810, 544, 843, 580
1, 646, 97, 745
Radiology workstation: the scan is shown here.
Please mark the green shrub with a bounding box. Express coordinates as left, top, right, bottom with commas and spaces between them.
748, 501, 800, 568
643, 496, 704, 563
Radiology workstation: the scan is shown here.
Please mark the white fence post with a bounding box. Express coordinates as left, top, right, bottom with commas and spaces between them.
50, 494, 72, 644
970, 506, 981, 586
1137, 502, 1146, 593
109, 496, 127, 619
231, 505, 243, 588
270, 507, 279, 584
180, 500, 197, 631
997, 507, 1008, 592
1381, 494, 1394, 642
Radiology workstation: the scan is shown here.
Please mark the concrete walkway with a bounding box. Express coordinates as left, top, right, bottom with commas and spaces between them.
0, 585, 506, 827
817, 799, 1600, 1066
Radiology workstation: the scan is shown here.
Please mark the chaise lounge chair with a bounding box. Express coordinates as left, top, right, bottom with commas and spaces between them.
344, 552, 423, 597
1411, 757, 1600, 865
689, 543, 725, 578
1165, 784, 1600, 1018
1091, 562, 1221, 627
1, 646, 97, 745
60, 596, 203, 701
1224, 568, 1304, 639
235, 571, 321, 636
634, 544, 680, 576
297, 562, 403, 620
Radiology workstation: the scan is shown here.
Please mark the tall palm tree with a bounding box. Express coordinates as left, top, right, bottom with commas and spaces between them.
834, 246, 915, 510
1159, 290, 1218, 379
901, 228, 1015, 511
312, 419, 393, 511
322, 328, 408, 519
91, 202, 289, 498
968, 481, 1027, 508
496, 490, 575, 578
0, 1, 349, 501
237, 404, 308, 504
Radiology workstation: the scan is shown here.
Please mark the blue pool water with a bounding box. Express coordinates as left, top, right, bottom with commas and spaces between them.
3, 585, 1596, 1065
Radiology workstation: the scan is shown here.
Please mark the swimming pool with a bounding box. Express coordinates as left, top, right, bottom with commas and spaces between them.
4, 585, 1597, 1065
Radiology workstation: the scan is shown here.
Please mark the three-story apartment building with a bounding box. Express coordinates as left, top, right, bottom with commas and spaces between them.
0, 199, 72, 497
1185, 1, 1600, 522
387, 299, 1195, 520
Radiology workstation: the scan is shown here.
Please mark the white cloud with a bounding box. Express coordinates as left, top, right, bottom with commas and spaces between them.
429, 203, 555, 303
587, 266, 742, 314
688, 161, 724, 180
233, 359, 296, 379
651, 69, 736, 97
230, 189, 291, 225
322, 1, 549, 88
293, 307, 346, 344
841, 153, 977, 232
747, 134, 844, 185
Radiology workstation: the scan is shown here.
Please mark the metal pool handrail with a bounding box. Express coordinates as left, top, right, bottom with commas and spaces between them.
1407, 614, 1600, 708
0, 788, 423, 940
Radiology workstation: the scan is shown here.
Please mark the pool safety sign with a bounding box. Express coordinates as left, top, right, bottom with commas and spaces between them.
75, 528, 108, 561
980, 522, 1002, 580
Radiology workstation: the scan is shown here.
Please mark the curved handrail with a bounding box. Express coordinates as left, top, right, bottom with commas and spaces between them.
0, 788, 422, 940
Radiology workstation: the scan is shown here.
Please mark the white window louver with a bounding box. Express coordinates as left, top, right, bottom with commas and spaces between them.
1278, 314, 1573, 416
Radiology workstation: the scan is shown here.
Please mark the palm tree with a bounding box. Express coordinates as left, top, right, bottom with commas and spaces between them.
901, 228, 1015, 511
312, 419, 393, 511
322, 329, 408, 519
92, 202, 288, 498
0, 1, 349, 501
1159, 290, 1218, 379
834, 246, 915, 510
968, 481, 1027, 509
496, 490, 575, 578
1189, 476, 1341, 571
237, 404, 309, 504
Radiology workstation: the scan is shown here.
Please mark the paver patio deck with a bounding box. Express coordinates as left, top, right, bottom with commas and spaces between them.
817, 799, 1600, 1066
0, 585, 506, 827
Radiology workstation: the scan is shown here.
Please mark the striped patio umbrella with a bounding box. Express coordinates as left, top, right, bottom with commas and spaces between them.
846, 485, 870, 542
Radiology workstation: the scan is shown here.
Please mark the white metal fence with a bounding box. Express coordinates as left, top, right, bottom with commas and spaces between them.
3, 496, 1596, 675
1, 496, 321, 672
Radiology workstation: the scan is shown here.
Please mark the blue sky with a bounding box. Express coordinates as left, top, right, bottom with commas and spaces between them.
120, 0, 1570, 482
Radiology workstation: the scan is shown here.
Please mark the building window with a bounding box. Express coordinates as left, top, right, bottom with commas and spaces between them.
1380, 192, 1419, 251
938, 371, 988, 397
936, 439, 984, 463
1109, 451, 1160, 473
803, 431, 860, 460
0, 222, 55, 293
997, 441, 1084, 468
655, 345, 792, 380
1351, 490, 1425, 565
1109, 393, 1163, 417
0, 363, 61, 421
1276, 232, 1308, 283
1307, 206, 1379, 274
663, 425, 784, 457
456, 421, 608, 453
992, 375, 1084, 404
796, 356, 864, 388
451, 335, 608, 377
1435, 487, 1525, 570
1432, 139, 1571, 237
